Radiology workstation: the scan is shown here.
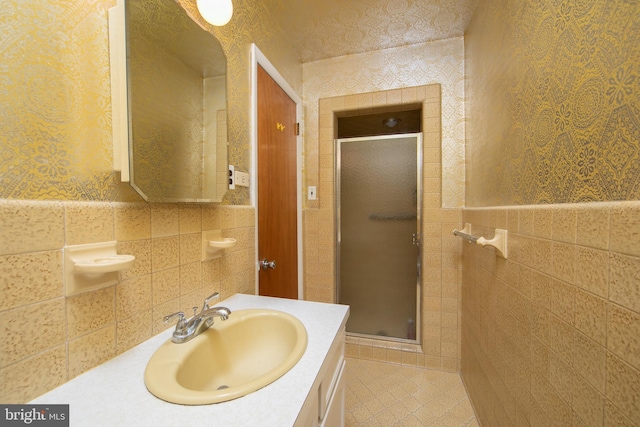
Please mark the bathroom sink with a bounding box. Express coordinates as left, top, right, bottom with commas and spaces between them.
144, 308, 307, 405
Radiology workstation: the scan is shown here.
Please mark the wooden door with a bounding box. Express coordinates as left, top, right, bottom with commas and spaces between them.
257, 65, 298, 299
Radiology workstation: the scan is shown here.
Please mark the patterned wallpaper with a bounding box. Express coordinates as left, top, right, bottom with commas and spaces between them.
271, 0, 477, 63
465, 0, 640, 206
11, 0, 636, 207
303, 38, 466, 208
0, 0, 301, 204
0, 0, 121, 201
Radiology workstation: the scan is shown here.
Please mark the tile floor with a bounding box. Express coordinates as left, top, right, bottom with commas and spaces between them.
344, 358, 479, 426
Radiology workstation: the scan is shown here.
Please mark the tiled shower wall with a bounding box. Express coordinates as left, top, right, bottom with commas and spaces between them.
0, 200, 256, 403
461, 202, 640, 426
304, 85, 464, 372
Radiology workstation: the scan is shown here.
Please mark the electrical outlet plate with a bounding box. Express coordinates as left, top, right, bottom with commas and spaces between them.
228, 165, 235, 189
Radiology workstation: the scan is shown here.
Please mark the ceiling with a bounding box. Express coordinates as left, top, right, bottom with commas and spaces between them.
270, 0, 479, 63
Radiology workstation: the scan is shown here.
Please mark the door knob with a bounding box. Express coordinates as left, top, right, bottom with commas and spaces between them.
260, 259, 276, 270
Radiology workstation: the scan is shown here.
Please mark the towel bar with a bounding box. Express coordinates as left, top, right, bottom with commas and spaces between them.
453, 223, 508, 259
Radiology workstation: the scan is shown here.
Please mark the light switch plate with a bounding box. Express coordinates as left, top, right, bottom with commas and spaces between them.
236, 171, 250, 187
308, 186, 317, 200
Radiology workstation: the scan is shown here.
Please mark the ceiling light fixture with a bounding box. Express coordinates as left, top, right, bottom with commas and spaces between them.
382, 117, 400, 128
196, 0, 233, 26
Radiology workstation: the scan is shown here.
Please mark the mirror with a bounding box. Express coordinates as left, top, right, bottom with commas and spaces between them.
111, 0, 228, 202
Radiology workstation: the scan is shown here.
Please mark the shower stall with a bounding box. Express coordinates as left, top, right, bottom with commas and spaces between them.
336, 133, 422, 342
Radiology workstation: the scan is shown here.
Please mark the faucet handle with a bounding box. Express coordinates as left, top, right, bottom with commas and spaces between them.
202, 292, 220, 311
163, 311, 186, 329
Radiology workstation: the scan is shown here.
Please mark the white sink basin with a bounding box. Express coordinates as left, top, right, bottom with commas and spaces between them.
144, 308, 307, 405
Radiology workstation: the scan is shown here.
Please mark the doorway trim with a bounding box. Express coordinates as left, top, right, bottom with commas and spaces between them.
250, 43, 304, 298
305, 84, 454, 368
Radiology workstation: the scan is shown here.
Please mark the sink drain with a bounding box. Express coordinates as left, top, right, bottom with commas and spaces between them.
217, 385, 229, 390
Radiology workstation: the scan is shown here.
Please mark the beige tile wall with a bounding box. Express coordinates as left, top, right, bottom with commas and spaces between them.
0, 200, 256, 403
304, 84, 463, 373
302, 37, 466, 208
461, 202, 640, 426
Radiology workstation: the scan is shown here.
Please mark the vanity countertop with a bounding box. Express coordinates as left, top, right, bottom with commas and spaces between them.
31, 294, 349, 427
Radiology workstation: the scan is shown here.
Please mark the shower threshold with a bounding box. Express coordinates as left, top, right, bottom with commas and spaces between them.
347, 330, 420, 346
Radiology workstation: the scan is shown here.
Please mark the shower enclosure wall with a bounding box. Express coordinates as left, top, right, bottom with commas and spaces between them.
336, 133, 422, 342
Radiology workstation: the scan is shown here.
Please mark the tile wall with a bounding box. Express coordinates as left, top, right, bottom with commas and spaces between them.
304, 84, 464, 373
461, 202, 640, 426
302, 37, 465, 209
0, 200, 256, 403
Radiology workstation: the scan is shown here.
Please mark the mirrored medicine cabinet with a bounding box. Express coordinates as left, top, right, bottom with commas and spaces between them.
110, 0, 228, 202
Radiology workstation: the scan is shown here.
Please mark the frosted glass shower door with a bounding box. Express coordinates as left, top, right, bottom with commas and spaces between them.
337, 133, 421, 341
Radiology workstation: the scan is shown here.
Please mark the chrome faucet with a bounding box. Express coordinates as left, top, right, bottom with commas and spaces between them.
163, 292, 231, 344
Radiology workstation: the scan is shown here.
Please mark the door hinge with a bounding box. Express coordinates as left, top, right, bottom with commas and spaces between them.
296, 122, 300, 136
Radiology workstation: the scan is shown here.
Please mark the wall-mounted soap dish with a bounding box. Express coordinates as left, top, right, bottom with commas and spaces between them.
202, 230, 236, 261
64, 241, 136, 296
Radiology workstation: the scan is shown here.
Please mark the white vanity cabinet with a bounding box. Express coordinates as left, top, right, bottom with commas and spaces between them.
31, 294, 350, 427
296, 327, 346, 427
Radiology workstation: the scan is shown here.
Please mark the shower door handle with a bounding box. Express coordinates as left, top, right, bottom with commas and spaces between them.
412, 233, 421, 247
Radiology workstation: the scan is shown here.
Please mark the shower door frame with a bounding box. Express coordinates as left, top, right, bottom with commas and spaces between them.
335, 132, 423, 344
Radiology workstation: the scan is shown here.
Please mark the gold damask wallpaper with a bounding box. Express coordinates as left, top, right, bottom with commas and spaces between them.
465, 0, 640, 206
0, 0, 301, 203
270, 0, 477, 63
